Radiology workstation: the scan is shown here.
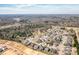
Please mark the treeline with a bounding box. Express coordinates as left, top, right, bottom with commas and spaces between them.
0, 23, 51, 41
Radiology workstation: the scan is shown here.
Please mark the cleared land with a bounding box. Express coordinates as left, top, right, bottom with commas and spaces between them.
0, 39, 46, 55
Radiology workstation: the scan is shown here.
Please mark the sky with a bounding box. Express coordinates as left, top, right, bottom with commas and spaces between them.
0, 4, 79, 14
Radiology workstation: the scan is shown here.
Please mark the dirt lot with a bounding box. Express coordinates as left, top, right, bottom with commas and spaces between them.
0, 39, 46, 55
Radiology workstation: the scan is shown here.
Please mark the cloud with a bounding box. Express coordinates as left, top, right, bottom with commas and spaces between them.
0, 4, 79, 14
